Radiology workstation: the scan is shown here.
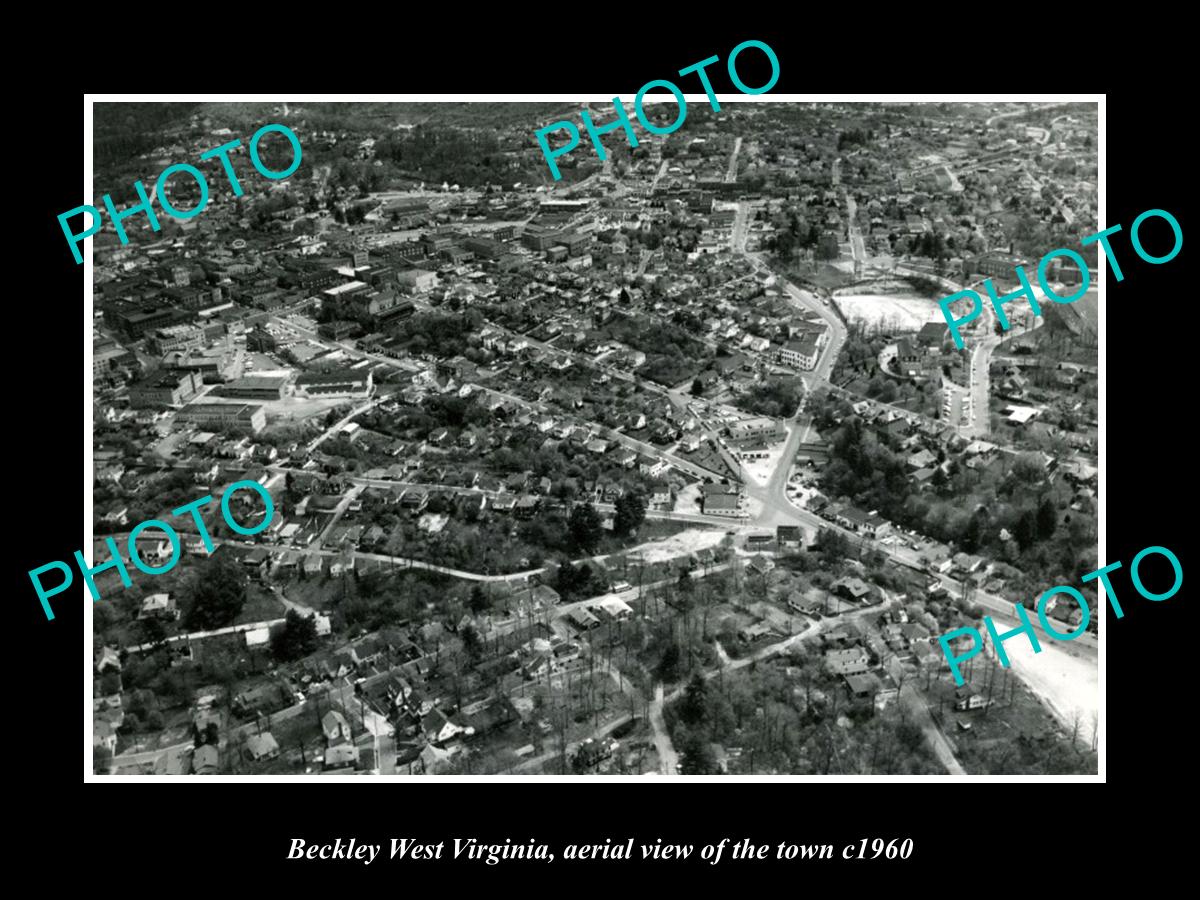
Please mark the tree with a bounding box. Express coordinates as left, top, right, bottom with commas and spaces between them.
461, 623, 484, 663
568, 502, 603, 554
678, 733, 720, 774
690, 378, 705, 397
680, 673, 709, 727
270, 609, 320, 662
613, 492, 646, 538
657, 641, 683, 683
138, 615, 168, 649
467, 584, 489, 614
1014, 509, 1038, 551
1036, 497, 1057, 540
183, 556, 247, 630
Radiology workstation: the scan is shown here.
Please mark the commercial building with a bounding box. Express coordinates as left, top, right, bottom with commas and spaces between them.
128, 369, 203, 409
322, 281, 370, 306
94, 340, 137, 378
107, 305, 177, 339
296, 367, 373, 398
148, 324, 206, 354
728, 417, 786, 442
701, 492, 741, 517
162, 346, 235, 381
398, 269, 438, 294
963, 251, 1032, 280
779, 332, 823, 371
214, 375, 290, 400
177, 402, 267, 434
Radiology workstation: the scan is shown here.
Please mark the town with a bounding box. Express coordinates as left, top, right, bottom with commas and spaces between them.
88, 99, 1099, 777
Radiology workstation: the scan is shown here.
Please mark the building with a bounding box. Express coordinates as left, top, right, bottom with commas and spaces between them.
162, 346, 235, 381
835, 507, 892, 540
246, 732, 280, 762
128, 369, 203, 408
296, 368, 373, 398
107, 305, 176, 338
147, 324, 206, 354
964, 251, 1032, 280
214, 375, 289, 401
138, 593, 178, 620
701, 492, 741, 517
177, 402, 267, 434
777, 525, 803, 548
246, 326, 277, 352
728, 417, 786, 442
397, 269, 438, 294
825, 647, 870, 676
779, 332, 823, 370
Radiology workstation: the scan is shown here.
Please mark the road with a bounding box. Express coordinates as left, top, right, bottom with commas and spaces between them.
725, 136, 742, 183
125, 618, 286, 655
900, 683, 967, 775
648, 683, 679, 774
985, 102, 1071, 128
316, 483, 365, 544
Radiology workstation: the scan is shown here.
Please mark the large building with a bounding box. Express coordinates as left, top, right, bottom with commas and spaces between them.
177, 402, 267, 434
397, 269, 438, 294
128, 370, 203, 408
162, 346, 235, 381
213, 375, 290, 400
964, 251, 1031, 280
779, 332, 823, 371
107, 305, 177, 339
728, 417, 786, 443
93, 337, 137, 378
148, 324, 206, 354
296, 367, 373, 398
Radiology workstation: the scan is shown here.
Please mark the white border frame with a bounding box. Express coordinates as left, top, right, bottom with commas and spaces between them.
83, 92, 1105, 783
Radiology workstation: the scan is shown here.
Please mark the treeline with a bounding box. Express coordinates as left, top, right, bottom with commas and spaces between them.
736, 377, 805, 418
809, 391, 1097, 592
668, 662, 944, 775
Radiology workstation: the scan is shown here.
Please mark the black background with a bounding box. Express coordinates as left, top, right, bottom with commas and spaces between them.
17, 23, 1191, 888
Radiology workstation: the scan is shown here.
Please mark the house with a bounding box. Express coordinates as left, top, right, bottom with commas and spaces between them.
786, 590, 830, 616
845, 672, 883, 699
832, 577, 872, 603
422, 707, 469, 744
246, 732, 280, 761
401, 489, 429, 514
824, 647, 870, 676
638, 455, 669, 477
323, 744, 359, 771
93, 719, 118, 756
595, 595, 634, 622
955, 688, 989, 711
951, 552, 985, 576
96, 646, 122, 673
746, 554, 775, 576
138, 592, 178, 620
192, 744, 220, 775
776, 525, 803, 548
907, 448, 937, 471
322, 710, 353, 745
234, 683, 286, 717
615, 448, 639, 468
566, 607, 601, 631
302, 552, 325, 577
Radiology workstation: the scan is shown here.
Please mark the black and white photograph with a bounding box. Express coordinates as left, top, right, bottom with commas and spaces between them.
81, 97, 1103, 778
